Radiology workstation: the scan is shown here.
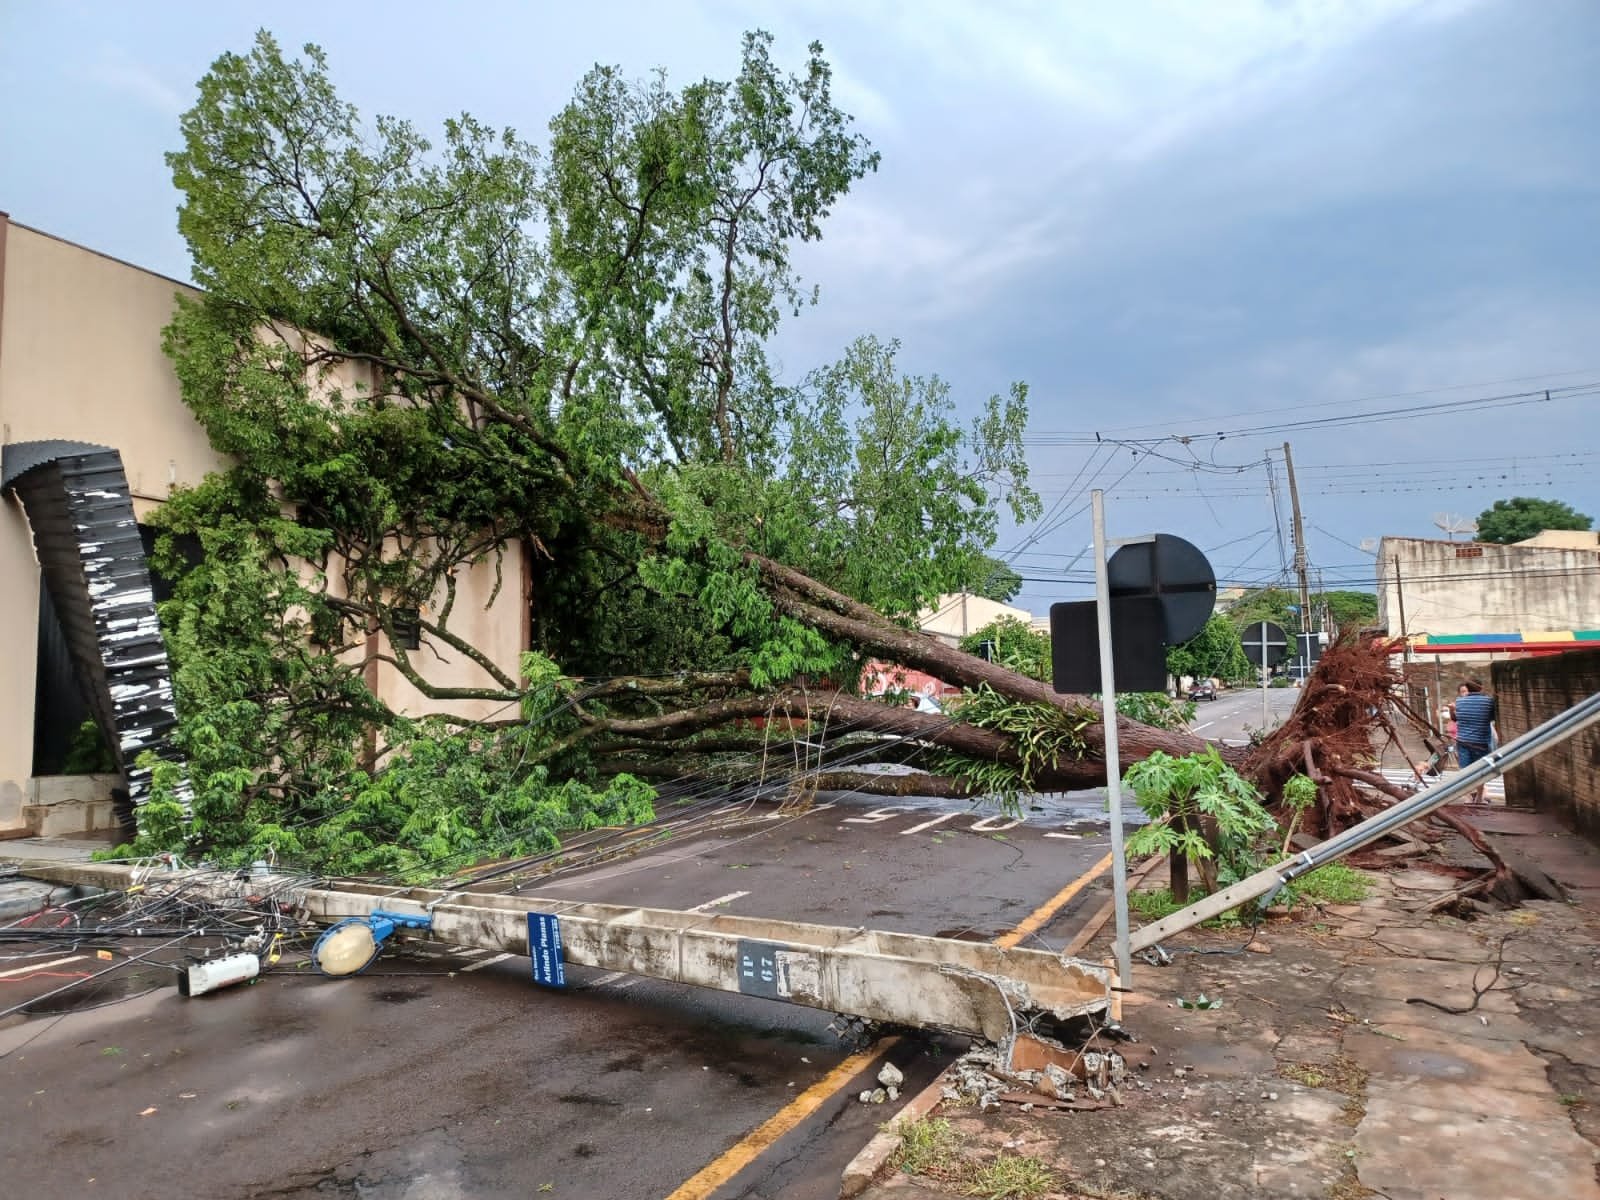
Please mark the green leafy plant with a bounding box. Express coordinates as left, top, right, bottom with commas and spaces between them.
959, 617, 1050, 682
1278, 773, 1319, 855
1288, 863, 1373, 905
60, 719, 118, 775
1114, 691, 1196, 731
1123, 748, 1274, 902
939, 685, 1095, 811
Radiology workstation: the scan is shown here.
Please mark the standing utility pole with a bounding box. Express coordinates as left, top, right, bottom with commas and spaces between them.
1393, 555, 1411, 663
1282, 442, 1311, 624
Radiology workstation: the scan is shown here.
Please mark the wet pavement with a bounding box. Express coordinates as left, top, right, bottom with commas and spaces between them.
1, 789, 1130, 1199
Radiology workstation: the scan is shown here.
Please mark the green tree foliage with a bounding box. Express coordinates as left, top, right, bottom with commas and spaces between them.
1114, 692, 1197, 731
959, 617, 1050, 681
1475, 497, 1594, 544
142, 30, 1042, 871
1166, 614, 1250, 683
1320, 590, 1377, 631
966, 555, 1023, 603
1223, 587, 1297, 632
1223, 587, 1374, 638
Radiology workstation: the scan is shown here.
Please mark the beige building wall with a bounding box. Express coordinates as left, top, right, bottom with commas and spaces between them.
918, 592, 1037, 647
1376, 535, 1600, 640
0, 218, 223, 821
0, 215, 527, 821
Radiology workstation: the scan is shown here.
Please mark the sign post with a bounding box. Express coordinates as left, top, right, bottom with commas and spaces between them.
1241, 620, 1289, 729
1091, 490, 1134, 991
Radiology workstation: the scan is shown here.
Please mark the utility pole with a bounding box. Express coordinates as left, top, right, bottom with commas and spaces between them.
1393, 555, 1411, 663
1282, 442, 1311, 622
1282, 442, 1312, 676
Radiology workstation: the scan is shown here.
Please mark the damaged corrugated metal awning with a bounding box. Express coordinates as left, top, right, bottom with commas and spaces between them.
3, 441, 188, 814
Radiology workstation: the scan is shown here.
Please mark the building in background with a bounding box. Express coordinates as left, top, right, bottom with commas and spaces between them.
1376, 535, 1600, 663
917, 592, 1036, 648
0, 215, 527, 835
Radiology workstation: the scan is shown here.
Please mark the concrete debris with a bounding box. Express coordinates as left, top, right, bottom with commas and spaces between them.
857, 1087, 889, 1105
941, 1034, 1127, 1112
887, 1086, 899, 1101
877, 1061, 904, 1089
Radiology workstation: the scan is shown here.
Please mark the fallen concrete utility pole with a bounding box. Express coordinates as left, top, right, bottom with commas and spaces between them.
23, 862, 1111, 1042
1131, 689, 1600, 953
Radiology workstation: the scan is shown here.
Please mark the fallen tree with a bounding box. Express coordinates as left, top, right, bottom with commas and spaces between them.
135, 30, 1323, 876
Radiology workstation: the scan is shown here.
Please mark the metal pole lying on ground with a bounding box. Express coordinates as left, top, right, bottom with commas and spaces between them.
1130, 689, 1600, 953
1091, 490, 1134, 989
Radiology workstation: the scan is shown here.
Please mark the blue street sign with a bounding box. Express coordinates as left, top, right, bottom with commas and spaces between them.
527, 912, 566, 988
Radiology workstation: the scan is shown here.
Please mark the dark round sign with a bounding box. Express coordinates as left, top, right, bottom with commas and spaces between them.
1107, 533, 1217, 645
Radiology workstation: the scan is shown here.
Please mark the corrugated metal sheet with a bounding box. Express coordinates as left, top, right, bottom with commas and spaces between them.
3, 441, 188, 814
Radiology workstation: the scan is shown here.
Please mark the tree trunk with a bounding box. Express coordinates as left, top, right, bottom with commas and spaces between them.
751, 554, 1236, 774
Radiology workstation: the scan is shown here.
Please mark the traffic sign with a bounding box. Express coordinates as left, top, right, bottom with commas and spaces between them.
1241, 620, 1289, 668
1050, 595, 1169, 693
528, 912, 566, 988
1107, 534, 1217, 645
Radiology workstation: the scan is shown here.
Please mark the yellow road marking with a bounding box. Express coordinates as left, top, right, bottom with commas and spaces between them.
664, 846, 1116, 1197
663, 1036, 901, 1200
995, 850, 1114, 948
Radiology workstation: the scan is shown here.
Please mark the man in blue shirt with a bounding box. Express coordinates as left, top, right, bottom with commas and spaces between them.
1454, 679, 1498, 804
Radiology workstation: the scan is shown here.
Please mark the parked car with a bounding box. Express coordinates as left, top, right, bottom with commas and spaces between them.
1188, 680, 1218, 701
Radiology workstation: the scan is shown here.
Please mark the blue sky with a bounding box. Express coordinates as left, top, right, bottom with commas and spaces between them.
3, 0, 1597, 615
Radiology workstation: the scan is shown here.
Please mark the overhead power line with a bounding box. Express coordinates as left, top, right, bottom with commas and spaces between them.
1024, 381, 1600, 446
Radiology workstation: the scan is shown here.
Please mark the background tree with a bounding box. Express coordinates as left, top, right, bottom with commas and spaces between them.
1320, 590, 1377, 632
1166, 614, 1250, 683
959, 617, 1050, 681
964, 555, 1024, 603
1475, 497, 1594, 544
1223, 586, 1298, 633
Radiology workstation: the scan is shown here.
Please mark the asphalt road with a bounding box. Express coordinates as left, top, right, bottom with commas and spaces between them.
1185, 681, 1300, 745
0, 693, 1303, 1200
0, 790, 1131, 1200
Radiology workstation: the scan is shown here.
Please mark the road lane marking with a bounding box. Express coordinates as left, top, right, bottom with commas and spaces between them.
900, 812, 959, 836
667, 848, 1119, 1196
664, 1037, 903, 1200
843, 806, 911, 824
460, 952, 513, 973
0, 954, 84, 978
995, 850, 1115, 949
690, 890, 750, 912
969, 815, 1023, 832
1191, 721, 1216, 732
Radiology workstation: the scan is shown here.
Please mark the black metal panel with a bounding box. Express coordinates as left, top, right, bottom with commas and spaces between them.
1050, 595, 1170, 694
3, 441, 188, 812
32, 577, 91, 776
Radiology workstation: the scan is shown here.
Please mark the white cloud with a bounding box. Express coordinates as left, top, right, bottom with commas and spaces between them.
80, 46, 184, 116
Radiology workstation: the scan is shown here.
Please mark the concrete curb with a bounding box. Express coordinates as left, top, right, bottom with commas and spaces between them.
837, 856, 1164, 1198
837, 1066, 949, 1198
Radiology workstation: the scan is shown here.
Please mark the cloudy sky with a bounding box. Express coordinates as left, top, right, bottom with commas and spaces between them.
3, 0, 1596, 616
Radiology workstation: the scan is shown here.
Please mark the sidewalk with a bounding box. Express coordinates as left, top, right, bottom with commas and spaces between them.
851, 806, 1600, 1200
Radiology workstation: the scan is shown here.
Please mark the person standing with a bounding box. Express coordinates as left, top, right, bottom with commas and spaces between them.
1454, 679, 1498, 804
